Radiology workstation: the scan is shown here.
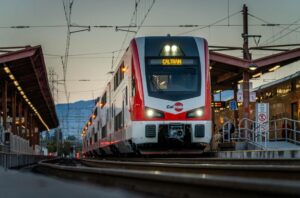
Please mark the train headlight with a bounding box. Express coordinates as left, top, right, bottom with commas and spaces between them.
171, 45, 178, 53
164, 45, 171, 53
186, 107, 205, 118
145, 107, 164, 118
146, 109, 154, 117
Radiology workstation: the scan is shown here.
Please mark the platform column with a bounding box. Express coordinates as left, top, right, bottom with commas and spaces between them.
233, 83, 239, 127
242, 4, 251, 120
1, 80, 8, 130
24, 106, 28, 139
11, 91, 17, 134
29, 113, 33, 146
18, 100, 23, 136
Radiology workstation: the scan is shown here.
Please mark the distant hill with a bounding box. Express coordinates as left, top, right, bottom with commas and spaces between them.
56, 100, 95, 139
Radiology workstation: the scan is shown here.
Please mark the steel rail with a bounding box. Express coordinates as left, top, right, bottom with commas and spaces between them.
93, 157, 300, 165
80, 159, 300, 180
35, 159, 300, 198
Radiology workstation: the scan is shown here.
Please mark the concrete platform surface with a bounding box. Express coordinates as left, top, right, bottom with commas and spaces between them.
0, 168, 143, 198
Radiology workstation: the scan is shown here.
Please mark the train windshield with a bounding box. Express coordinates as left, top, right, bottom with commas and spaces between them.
146, 64, 201, 101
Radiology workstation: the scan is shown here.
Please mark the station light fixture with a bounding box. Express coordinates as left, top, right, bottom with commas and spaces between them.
249, 62, 258, 71
4, 66, 10, 74
9, 74, 15, 80
268, 65, 280, 72
252, 72, 262, 78
3, 64, 50, 131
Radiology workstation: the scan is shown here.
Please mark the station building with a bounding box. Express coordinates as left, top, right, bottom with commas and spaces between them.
0, 46, 59, 154
255, 71, 300, 121
213, 70, 300, 128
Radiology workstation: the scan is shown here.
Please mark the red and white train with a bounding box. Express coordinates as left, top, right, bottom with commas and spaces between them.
82, 36, 211, 156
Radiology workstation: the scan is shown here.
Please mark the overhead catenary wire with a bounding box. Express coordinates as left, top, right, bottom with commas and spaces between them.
248, 12, 300, 45
2, 23, 300, 29
114, 0, 156, 68
176, 10, 241, 36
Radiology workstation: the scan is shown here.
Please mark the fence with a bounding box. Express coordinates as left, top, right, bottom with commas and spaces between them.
237, 118, 300, 149
0, 152, 46, 169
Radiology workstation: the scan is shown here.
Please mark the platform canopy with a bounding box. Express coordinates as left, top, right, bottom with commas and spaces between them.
209, 47, 300, 90
0, 46, 59, 131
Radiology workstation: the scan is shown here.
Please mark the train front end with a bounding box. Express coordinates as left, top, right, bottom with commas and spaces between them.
130, 36, 212, 152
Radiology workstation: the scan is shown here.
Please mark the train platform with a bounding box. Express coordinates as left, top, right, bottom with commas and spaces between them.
0, 168, 142, 198
217, 148, 300, 159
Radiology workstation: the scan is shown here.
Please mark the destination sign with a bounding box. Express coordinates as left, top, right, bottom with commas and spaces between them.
148, 58, 195, 66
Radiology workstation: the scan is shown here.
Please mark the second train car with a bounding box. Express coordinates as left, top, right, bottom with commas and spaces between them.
82, 36, 211, 156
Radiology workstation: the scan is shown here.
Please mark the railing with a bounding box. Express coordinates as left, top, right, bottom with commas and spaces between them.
268, 118, 300, 145
10, 134, 35, 154
237, 118, 300, 150
222, 121, 234, 143
0, 152, 53, 169
238, 118, 269, 149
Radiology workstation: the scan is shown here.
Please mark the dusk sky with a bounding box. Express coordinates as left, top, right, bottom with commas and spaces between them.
1, 0, 300, 103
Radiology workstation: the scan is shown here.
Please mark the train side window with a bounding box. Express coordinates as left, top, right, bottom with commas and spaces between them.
132, 76, 136, 97
98, 120, 101, 131
94, 132, 97, 143
125, 86, 128, 105
114, 62, 125, 90
101, 92, 107, 109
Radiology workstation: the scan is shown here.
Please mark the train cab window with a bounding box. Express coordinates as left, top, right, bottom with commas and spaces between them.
146, 65, 200, 101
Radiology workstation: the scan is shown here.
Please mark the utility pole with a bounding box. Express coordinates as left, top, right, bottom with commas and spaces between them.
242, 4, 251, 120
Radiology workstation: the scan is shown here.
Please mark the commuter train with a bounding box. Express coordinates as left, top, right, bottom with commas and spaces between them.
82, 36, 212, 156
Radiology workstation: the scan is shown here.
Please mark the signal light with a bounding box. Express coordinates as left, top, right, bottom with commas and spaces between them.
211, 101, 226, 108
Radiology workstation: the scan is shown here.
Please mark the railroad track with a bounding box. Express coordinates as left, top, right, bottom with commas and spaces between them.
34, 158, 300, 198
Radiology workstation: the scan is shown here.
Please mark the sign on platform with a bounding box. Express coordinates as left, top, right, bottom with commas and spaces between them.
250, 92, 256, 102
229, 100, 238, 110
237, 91, 243, 102
255, 103, 269, 141
236, 91, 256, 102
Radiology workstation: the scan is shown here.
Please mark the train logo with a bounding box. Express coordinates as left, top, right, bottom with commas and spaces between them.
166, 102, 183, 112
174, 102, 183, 112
